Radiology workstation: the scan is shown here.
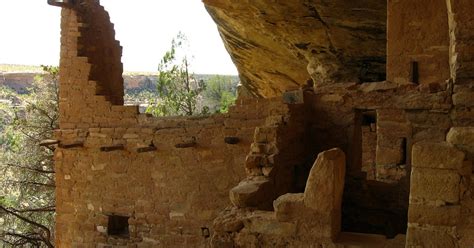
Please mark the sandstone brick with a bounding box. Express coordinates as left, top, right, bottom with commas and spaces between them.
243, 211, 296, 236
229, 177, 273, 209
412, 142, 465, 169
254, 127, 277, 143
376, 142, 404, 165
245, 154, 265, 169
410, 168, 461, 203
447, 127, 474, 147
453, 91, 474, 106
406, 226, 457, 248
273, 193, 305, 222
408, 204, 461, 226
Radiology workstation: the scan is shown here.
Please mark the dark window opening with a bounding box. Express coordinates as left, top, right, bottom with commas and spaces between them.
359, 110, 377, 180
201, 227, 210, 238
410, 61, 419, 84
361, 110, 377, 126
107, 215, 130, 238
399, 138, 407, 165
357, 57, 387, 83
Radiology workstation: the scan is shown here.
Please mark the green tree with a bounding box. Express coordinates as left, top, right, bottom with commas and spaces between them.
218, 91, 237, 113
147, 32, 206, 116
204, 75, 237, 113
0, 65, 59, 247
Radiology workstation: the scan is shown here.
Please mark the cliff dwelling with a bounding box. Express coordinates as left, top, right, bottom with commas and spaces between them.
48, 0, 474, 247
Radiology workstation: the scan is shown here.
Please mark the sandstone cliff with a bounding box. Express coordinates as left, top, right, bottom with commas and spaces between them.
203, 0, 387, 97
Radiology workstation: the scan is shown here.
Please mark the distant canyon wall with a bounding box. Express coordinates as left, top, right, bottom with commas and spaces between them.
0, 72, 158, 94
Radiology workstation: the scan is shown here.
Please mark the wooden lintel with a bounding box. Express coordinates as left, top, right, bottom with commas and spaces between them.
58, 142, 84, 149
175, 142, 196, 149
100, 144, 125, 152
47, 0, 75, 8
136, 146, 157, 153
40, 139, 60, 147
224, 137, 240, 145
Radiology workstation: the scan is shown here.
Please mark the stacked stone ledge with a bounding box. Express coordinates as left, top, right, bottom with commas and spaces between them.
212, 148, 346, 247
229, 102, 308, 211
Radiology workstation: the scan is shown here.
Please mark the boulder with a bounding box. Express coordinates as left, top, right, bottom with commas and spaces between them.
273, 193, 305, 222
304, 148, 346, 213
229, 177, 273, 209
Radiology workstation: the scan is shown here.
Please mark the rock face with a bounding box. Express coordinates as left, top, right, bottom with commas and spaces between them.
203, 0, 387, 97
0, 72, 38, 93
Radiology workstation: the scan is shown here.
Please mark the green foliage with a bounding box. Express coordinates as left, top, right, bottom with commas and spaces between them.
0, 65, 58, 247
219, 91, 237, 113
147, 32, 207, 116
146, 33, 238, 116
203, 75, 237, 113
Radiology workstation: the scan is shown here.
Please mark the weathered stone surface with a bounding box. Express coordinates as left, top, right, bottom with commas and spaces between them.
273, 193, 304, 222
211, 232, 234, 248
297, 210, 344, 242
406, 227, 457, 248
304, 148, 346, 212
447, 0, 474, 83
387, 0, 450, 86
412, 142, 465, 170
359, 81, 398, 93
336, 233, 406, 248
203, 0, 387, 97
213, 209, 245, 233
408, 204, 461, 226
447, 127, 474, 147
453, 91, 474, 107
375, 141, 404, 166
229, 177, 272, 209
410, 168, 460, 204
254, 127, 277, 143
242, 211, 296, 236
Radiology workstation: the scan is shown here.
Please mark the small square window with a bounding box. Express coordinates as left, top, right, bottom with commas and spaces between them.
107, 215, 129, 238
361, 110, 376, 126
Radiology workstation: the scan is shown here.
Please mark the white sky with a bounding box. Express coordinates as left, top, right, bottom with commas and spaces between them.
0, 0, 238, 75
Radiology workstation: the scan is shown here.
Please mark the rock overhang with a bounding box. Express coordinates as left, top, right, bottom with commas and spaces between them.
203, 0, 387, 97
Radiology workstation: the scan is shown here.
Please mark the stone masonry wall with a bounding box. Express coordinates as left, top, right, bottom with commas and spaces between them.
54, 97, 289, 247
387, 0, 450, 86
407, 142, 467, 247
59, 1, 135, 129
403, 0, 474, 246
54, 1, 293, 247
229, 99, 309, 211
